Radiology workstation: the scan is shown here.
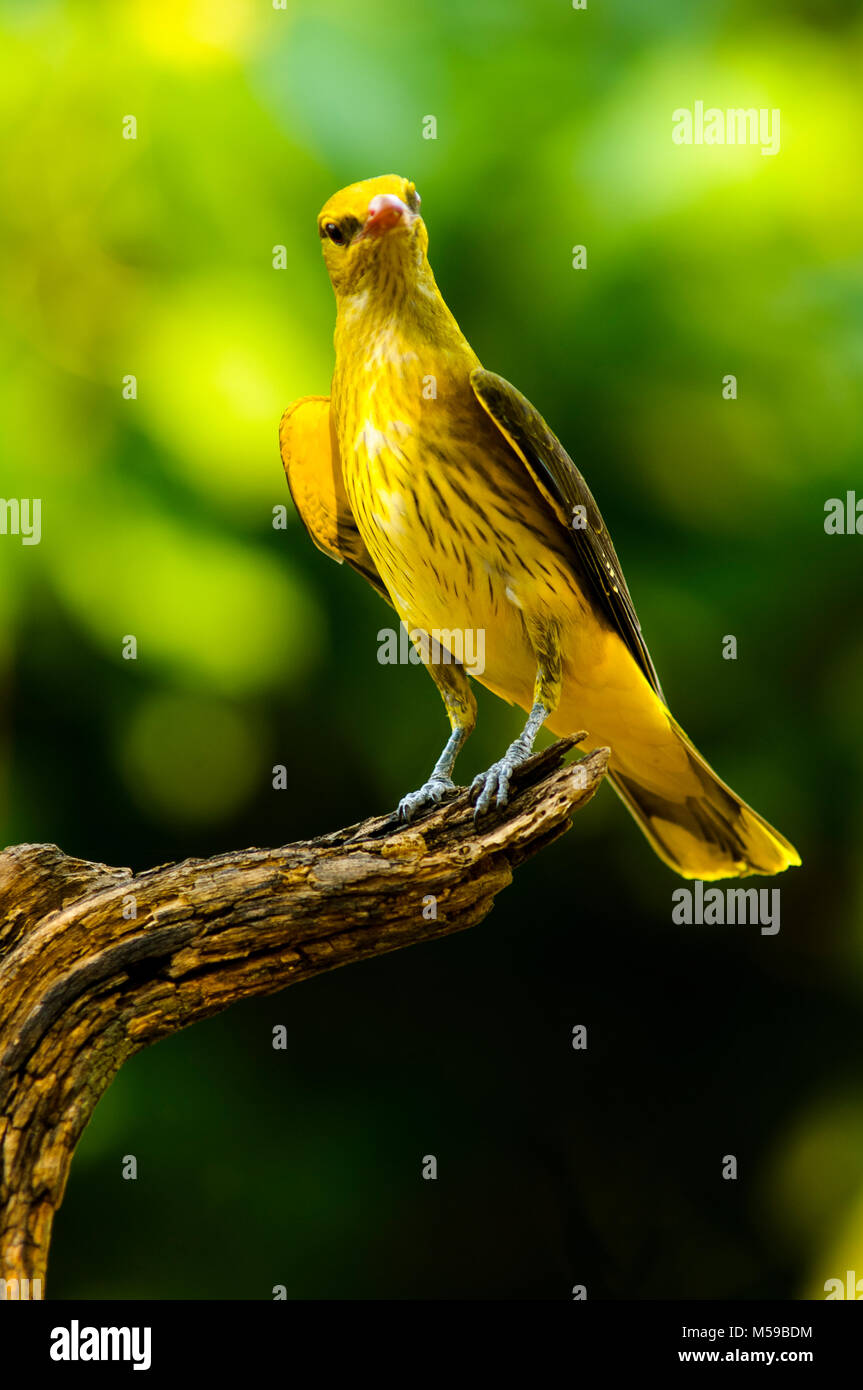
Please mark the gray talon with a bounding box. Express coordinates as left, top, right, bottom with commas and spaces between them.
471, 740, 533, 819
398, 775, 455, 823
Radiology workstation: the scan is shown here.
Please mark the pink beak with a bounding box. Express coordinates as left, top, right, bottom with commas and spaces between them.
361, 193, 414, 237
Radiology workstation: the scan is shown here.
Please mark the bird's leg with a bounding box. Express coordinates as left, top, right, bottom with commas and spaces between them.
398, 658, 477, 823
470, 700, 549, 817
472, 618, 562, 818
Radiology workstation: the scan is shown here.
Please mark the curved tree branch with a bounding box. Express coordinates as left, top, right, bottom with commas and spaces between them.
0, 736, 607, 1290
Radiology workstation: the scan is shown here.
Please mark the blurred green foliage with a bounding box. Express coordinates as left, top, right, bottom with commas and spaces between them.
1, 0, 862, 1298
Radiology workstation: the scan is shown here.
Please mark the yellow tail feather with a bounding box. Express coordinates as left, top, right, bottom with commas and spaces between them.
608, 719, 800, 881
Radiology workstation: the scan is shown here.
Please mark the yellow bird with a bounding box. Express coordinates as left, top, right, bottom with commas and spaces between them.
280, 174, 800, 881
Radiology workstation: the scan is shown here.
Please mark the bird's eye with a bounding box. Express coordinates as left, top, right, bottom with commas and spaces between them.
406, 186, 422, 213
324, 222, 346, 245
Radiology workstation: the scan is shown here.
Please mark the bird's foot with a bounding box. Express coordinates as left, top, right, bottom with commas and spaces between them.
471, 738, 532, 818
398, 775, 456, 824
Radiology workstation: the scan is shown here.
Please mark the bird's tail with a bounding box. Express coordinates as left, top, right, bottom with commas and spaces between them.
607, 717, 801, 881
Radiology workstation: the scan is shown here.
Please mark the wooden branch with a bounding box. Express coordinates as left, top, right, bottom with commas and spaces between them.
0, 737, 607, 1290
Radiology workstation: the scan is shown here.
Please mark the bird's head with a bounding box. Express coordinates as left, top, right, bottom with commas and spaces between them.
317, 174, 427, 299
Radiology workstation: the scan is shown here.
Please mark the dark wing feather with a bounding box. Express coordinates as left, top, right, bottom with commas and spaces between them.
470, 368, 664, 701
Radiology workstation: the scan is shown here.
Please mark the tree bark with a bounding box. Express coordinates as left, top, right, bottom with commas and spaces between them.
0, 736, 606, 1291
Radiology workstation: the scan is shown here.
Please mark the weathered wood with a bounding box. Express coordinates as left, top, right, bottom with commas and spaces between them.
0, 737, 607, 1289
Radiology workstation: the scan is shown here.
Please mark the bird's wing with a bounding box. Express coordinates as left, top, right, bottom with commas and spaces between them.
470, 367, 664, 701
279, 396, 392, 604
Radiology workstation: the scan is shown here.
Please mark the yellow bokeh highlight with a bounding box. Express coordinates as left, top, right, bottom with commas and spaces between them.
45, 483, 323, 696
125, 0, 265, 66
134, 279, 331, 513
119, 691, 261, 824
759, 1089, 863, 1296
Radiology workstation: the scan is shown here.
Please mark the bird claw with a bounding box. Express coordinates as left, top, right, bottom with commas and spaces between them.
398, 775, 456, 824
471, 743, 529, 819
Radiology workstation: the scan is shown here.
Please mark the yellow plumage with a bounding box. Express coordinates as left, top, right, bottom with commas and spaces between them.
281, 174, 801, 880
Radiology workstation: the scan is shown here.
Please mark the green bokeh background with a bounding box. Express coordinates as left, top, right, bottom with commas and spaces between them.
2, 0, 862, 1298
